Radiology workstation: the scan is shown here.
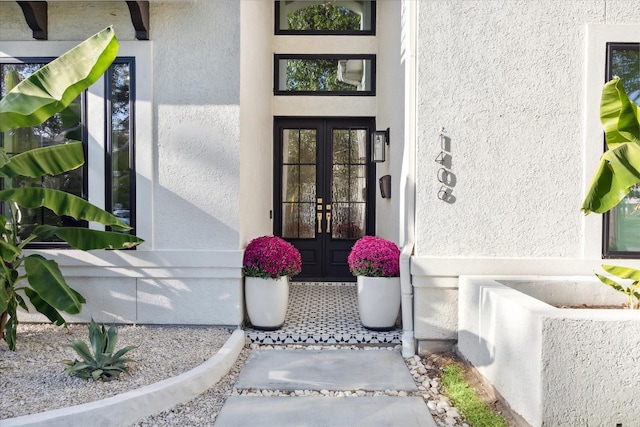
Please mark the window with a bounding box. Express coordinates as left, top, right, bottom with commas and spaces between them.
275, 1, 375, 35
275, 54, 375, 95
603, 43, 640, 256
0, 58, 136, 246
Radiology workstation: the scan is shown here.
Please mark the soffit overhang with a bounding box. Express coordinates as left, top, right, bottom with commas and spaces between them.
4, 1, 195, 41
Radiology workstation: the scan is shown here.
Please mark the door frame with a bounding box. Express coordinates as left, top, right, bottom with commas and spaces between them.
273, 116, 377, 281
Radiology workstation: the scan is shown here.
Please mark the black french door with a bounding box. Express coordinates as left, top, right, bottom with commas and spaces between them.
274, 117, 376, 281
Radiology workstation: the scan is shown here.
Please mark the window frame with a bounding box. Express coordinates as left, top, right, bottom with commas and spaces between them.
0, 55, 138, 248
105, 57, 137, 235
602, 42, 640, 258
274, 0, 376, 36
274, 54, 376, 96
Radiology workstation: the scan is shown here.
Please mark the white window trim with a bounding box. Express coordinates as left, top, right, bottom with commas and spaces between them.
0, 41, 153, 246
583, 25, 640, 259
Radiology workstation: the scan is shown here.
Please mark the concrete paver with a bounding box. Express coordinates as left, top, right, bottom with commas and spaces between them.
235, 349, 418, 391
215, 349, 436, 427
215, 396, 437, 426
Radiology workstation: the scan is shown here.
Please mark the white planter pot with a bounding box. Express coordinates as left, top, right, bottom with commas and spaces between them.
245, 276, 289, 330
357, 276, 401, 331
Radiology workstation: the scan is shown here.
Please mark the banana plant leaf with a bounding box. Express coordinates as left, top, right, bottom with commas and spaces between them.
0, 239, 21, 263
0, 285, 8, 313
0, 142, 84, 178
0, 27, 119, 132
24, 254, 84, 314
34, 225, 143, 250
582, 77, 640, 214
23, 288, 67, 326
0, 188, 130, 229
601, 264, 640, 281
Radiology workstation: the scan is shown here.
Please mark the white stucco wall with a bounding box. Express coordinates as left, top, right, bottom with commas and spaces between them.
411, 0, 640, 344
0, 1, 244, 325
458, 276, 640, 426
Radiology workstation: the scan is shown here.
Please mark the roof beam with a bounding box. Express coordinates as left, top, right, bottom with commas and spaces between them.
125, 1, 150, 40
16, 1, 48, 40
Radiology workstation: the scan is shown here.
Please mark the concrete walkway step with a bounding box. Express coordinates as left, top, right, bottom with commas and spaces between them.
235, 349, 418, 391
216, 396, 436, 426
214, 349, 436, 427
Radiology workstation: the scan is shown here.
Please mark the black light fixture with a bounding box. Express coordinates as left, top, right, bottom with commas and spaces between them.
371, 128, 390, 162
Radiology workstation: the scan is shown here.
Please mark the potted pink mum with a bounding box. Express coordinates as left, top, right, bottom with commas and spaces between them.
348, 236, 401, 330
243, 236, 301, 329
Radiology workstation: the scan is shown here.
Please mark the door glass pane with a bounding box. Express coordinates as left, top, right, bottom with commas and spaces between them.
282, 202, 315, 238
332, 129, 350, 164
331, 127, 367, 239
282, 165, 300, 201
282, 128, 317, 239
276, 56, 375, 95
276, 0, 375, 34
350, 129, 368, 162
605, 43, 640, 252
299, 129, 316, 163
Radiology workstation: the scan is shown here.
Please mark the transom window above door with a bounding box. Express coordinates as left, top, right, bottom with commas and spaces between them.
275, 1, 376, 35
275, 54, 375, 95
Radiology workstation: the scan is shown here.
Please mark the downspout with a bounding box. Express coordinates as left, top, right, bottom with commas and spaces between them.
400, 0, 417, 358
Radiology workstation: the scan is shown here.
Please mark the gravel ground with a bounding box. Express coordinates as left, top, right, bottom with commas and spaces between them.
3, 325, 510, 427
0, 323, 233, 420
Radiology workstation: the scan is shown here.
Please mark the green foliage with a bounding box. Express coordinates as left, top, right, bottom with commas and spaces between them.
286, 3, 361, 31
582, 77, 640, 214
596, 264, 640, 309
61, 319, 136, 381
283, 4, 361, 92
285, 58, 355, 92
441, 363, 508, 427
0, 27, 144, 351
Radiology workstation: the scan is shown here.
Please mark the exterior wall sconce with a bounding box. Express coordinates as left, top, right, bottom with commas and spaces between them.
371, 128, 390, 162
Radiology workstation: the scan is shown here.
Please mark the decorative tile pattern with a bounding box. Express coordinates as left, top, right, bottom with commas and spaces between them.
245, 282, 402, 345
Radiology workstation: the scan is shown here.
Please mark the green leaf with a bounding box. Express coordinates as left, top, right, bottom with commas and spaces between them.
24, 254, 83, 314
602, 264, 640, 281
0, 188, 130, 229
23, 288, 67, 326
88, 319, 104, 355
0, 239, 21, 263
105, 324, 118, 354
35, 226, 143, 250
0, 285, 8, 313
111, 345, 137, 361
0, 142, 85, 179
92, 369, 104, 381
0, 27, 119, 132
601, 77, 640, 149
581, 142, 640, 214
67, 340, 94, 364
582, 77, 640, 214
595, 273, 624, 291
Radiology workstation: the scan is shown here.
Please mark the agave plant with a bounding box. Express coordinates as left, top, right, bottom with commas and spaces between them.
61, 319, 136, 381
0, 27, 144, 350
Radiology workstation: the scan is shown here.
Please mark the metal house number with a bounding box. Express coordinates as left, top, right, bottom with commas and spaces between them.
435, 130, 455, 203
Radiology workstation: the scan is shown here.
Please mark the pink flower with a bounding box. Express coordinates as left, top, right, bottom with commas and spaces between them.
243, 236, 302, 279
347, 236, 400, 277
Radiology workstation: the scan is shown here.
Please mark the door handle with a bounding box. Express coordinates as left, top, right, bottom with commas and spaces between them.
317, 213, 323, 233
326, 212, 331, 234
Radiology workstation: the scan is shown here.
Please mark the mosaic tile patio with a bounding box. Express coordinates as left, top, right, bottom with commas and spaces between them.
245, 282, 402, 345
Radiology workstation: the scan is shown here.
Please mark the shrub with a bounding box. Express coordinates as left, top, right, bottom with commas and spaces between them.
348, 236, 400, 277
242, 236, 302, 279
